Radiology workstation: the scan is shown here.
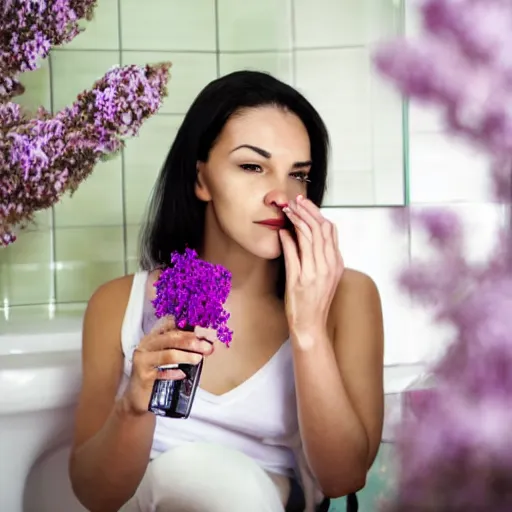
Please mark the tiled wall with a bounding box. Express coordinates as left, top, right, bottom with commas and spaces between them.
329, 0, 503, 365
1, 0, 500, 368
0, 0, 405, 313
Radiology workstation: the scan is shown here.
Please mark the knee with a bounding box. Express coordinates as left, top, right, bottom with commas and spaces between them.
147, 443, 284, 512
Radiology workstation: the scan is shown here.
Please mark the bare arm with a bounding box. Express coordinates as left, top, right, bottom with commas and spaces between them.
292, 270, 384, 498
69, 274, 214, 512
69, 276, 156, 512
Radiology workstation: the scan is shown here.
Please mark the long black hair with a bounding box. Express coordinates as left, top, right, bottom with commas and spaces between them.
139, 70, 330, 298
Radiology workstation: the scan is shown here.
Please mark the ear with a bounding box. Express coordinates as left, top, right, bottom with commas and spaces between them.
195, 161, 212, 202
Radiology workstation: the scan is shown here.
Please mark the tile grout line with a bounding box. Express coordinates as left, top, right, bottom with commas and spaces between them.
214, 0, 221, 77
48, 52, 58, 307
117, 0, 129, 275
51, 45, 367, 55
290, 0, 297, 86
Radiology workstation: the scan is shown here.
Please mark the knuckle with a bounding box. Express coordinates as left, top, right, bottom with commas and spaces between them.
164, 349, 178, 364
190, 353, 203, 365
132, 347, 146, 365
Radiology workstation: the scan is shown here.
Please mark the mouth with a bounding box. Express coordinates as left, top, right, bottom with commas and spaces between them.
255, 218, 286, 230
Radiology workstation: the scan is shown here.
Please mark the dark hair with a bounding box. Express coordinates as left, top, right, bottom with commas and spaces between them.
139, 70, 330, 298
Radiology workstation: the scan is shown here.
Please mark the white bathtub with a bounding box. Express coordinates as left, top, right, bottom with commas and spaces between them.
0, 316, 85, 512
0, 314, 429, 512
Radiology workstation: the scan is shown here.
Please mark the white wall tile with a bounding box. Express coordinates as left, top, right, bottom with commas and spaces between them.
324, 172, 374, 206
296, 47, 405, 206
14, 59, 51, 113
293, 0, 366, 48
65, 0, 120, 50
294, 0, 402, 48
124, 115, 183, 224
407, 203, 505, 362
54, 158, 123, 227
123, 52, 217, 115
409, 102, 446, 134
405, 0, 423, 37
295, 48, 372, 175
55, 227, 124, 302
120, 0, 216, 51
371, 74, 405, 205
409, 134, 492, 203
323, 208, 413, 364
219, 53, 293, 85
218, 0, 292, 51
50, 50, 120, 112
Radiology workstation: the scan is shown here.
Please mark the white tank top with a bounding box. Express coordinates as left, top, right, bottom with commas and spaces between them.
120, 271, 299, 477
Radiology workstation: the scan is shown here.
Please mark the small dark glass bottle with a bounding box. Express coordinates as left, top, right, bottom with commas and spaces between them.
148, 325, 203, 419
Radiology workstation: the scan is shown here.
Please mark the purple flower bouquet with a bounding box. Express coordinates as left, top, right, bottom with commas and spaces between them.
148, 248, 233, 418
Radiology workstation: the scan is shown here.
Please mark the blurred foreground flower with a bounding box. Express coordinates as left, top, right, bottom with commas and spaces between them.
0, 1, 171, 246
374, 0, 512, 510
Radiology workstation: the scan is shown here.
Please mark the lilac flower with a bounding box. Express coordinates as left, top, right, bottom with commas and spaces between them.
373, 0, 512, 510
1, 62, 171, 246
374, 0, 512, 155
0, 0, 172, 246
152, 249, 233, 346
0, 0, 97, 101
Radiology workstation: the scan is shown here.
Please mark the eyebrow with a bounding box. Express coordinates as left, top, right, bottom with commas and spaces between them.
231, 144, 312, 169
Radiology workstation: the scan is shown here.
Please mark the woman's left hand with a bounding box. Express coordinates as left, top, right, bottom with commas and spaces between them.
279, 194, 345, 339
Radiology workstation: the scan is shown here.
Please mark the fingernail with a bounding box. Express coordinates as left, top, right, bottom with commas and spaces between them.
296, 194, 304, 202
283, 206, 291, 214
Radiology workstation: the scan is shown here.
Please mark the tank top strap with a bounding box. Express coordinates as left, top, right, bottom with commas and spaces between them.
121, 270, 148, 360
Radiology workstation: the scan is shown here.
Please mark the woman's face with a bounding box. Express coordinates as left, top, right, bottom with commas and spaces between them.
196, 106, 312, 260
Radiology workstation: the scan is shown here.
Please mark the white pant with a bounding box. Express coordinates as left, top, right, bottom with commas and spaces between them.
119, 443, 288, 512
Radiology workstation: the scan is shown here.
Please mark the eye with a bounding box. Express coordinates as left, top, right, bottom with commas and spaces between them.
291, 171, 311, 184
239, 163, 262, 172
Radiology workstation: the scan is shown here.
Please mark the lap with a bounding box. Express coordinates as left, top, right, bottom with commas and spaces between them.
120, 443, 287, 512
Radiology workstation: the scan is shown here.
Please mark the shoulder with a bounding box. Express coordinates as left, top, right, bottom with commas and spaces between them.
84, 274, 135, 327
333, 268, 381, 307
328, 268, 383, 344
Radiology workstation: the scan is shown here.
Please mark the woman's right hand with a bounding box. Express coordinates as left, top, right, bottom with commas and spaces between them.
122, 316, 214, 415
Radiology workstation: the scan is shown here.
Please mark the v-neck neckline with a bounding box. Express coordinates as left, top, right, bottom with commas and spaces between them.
197, 340, 290, 405
137, 271, 291, 406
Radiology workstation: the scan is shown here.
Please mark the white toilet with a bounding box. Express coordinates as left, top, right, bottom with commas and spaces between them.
0, 318, 85, 512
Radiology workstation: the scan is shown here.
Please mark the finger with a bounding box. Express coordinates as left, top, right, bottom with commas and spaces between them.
143, 330, 213, 355
156, 368, 186, 381
285, 202, 315, 277
295, 196, 327, 270
148, 348, 204, 368
297, 196, 325, 224
331, 224, 345, 272
195, 325, 218, 344
323, 221, 338, 268
279, 229, 300, 284
283, 204, 312, 242
150, 315, 176, 335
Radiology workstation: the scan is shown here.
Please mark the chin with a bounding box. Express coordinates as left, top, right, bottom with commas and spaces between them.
251, 240, 283, 260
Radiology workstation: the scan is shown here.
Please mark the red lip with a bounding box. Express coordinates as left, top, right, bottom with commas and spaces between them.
255, 218, 286, 229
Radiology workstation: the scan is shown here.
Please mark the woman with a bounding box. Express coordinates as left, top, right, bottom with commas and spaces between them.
68, 70, 384, 512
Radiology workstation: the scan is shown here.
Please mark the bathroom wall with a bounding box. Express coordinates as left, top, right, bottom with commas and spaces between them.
3, 0, 499, 367
0, 0, 405, 316
331, 0, 503, 364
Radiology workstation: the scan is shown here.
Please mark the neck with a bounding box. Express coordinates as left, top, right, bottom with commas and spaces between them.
200, 208, 279, 299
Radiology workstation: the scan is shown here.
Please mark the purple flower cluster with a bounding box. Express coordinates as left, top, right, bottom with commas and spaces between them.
375, 0, 512, 156
1, 62, 171, 246
0, 0, 171, 246
1, 0, 97, 102
373, 1, 512, 510
152, 249, 233, 346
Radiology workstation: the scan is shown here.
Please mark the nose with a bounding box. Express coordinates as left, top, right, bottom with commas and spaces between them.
264, 190, 289, 210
